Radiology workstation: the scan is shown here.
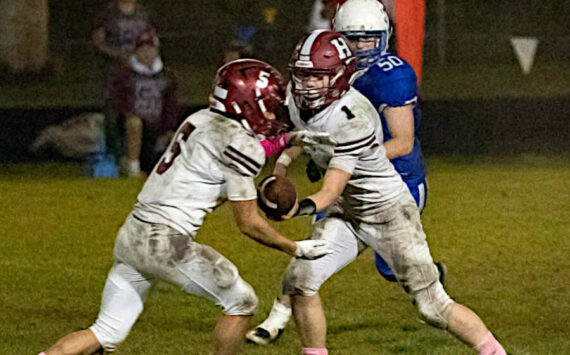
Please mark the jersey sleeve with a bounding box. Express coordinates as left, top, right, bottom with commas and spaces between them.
223, 135, 266, 201
329, 116, 376, 175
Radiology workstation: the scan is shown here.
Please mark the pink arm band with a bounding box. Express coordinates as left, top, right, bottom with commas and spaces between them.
260, 133, 290, 158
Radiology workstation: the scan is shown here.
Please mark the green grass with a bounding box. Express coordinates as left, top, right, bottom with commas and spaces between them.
1, 155, 569, 354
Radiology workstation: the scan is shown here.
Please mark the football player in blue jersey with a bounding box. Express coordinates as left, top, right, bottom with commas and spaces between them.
246, 0, 448, 346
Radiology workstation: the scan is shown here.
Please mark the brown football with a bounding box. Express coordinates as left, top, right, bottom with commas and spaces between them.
257, 175, 297, 221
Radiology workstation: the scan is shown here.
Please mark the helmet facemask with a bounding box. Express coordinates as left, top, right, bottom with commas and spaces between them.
240, 92, 290, 139
291, 69, 337, 110
344, 31, 389, 70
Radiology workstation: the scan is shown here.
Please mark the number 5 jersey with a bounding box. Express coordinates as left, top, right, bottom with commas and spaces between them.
133, 109, 266, 237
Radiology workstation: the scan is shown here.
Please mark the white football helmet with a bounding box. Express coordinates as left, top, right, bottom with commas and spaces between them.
333, 0, 391, 69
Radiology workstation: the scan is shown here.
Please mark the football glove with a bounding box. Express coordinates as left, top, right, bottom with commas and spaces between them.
305, 159, 322, 183
294, 240, 333, 259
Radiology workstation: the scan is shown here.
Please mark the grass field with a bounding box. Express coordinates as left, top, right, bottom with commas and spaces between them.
1, 154, 569, 354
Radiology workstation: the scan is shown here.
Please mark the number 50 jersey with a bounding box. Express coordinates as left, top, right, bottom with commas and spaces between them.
133, 109, 266, 237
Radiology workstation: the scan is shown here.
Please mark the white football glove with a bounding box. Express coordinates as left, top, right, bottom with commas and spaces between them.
294, 240, 333, 260
290, 130, 337, 146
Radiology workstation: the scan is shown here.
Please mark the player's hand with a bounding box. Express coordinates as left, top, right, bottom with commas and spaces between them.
290, 130, 336, 146
306, 159, 322, 183
294, 240, 333, 259
281, 201, 299, 220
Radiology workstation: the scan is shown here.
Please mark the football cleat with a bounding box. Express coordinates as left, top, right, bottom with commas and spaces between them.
246, 326, 284, 345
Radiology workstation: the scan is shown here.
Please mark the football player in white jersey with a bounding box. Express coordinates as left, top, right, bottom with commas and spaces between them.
38, 59, 332, 355
249, 30, 506, 355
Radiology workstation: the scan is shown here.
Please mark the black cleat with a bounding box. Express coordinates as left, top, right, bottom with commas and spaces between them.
246, 326, 284, 345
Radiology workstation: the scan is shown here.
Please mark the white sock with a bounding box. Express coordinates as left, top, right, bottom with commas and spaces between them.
258, 299, 292, 331
126, 159, 141, 176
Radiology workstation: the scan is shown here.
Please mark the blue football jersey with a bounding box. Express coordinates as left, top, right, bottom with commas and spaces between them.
353, 53, 426, 187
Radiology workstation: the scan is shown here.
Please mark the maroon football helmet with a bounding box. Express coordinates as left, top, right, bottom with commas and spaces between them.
289, 30, 356, 110
209, 59, 289, 138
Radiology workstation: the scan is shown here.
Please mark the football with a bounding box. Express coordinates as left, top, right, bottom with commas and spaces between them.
257, 175, 297, 221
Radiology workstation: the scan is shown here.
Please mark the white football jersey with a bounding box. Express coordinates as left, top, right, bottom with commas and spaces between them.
133, 109, 265, 236
287, 87, 409, 222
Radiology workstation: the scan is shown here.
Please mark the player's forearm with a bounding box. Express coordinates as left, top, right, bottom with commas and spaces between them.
308, 187, 339, 212
307, 168, 351, 211
384, 138, 413, 160
274, 146, 303, 177
239, 218, 297, 256
383, 105, 415, 159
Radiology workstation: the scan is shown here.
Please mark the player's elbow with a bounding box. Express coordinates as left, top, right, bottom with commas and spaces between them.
235, 213, 261, 236
390, 138, 413, 158
401, 140, 414, 155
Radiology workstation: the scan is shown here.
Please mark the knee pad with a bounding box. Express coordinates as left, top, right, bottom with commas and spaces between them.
223, 278, 258, 316
212, 256, 239, 288
414, 281, 454, 329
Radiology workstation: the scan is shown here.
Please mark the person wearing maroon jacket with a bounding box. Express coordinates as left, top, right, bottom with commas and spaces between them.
105, 28, 179, 177
92, 0, 151, 66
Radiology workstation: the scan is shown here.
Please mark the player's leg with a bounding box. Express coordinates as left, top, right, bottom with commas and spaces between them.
176, 245, 257, 355
42, 217, 155, 355
43, 330, 101, 355
142, 224, 258, 355
246, 207, 329, 345
123, 114, 143, 176
213, 315, 251, 355
364, 196, 505, 354
43, 262, 154, 355
373, 179, 448, 284
291, 292, 327, 350
283, 217, 362, 352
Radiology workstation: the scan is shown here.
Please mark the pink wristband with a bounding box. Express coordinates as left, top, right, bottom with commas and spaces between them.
260, 133, 290, 158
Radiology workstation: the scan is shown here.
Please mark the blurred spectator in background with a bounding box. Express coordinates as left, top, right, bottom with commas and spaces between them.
105, 28, 179, 177
92, 0, 151, 66
307, 0, 346, 31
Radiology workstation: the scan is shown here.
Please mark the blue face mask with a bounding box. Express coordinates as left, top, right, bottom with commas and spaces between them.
344, 31, 389, 70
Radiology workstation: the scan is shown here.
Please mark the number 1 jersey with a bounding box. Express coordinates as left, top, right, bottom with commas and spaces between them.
287, 87, 409, 223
